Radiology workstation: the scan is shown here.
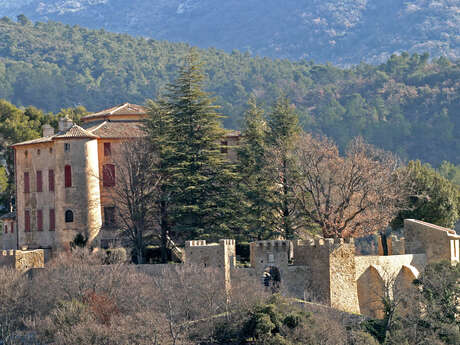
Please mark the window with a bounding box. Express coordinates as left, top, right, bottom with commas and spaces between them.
4, 224, 7, 234
10, 222, 13, 233
64, 143, 70, 152
65, 210, 74, 223
24, 172, 30, 193
48, 169, 54, 192
102, 164, 116, 187
104, 206, 116, 227
49, 147, 53, 154
36, 171, 42, 192
37, 210, 43, 231
49, 209, 55, 231
220, 141, 228, 154
104, 143, 111, 156
25, 210, 30, 232
64, 165, 72, 188
24, 150, 28, 158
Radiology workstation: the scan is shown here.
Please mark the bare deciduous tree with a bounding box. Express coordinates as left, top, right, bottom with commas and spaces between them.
293, 134, 406, 238
107, 138, 161, 263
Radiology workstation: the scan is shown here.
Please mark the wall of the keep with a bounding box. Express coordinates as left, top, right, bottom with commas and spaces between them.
1, 219, 17, 249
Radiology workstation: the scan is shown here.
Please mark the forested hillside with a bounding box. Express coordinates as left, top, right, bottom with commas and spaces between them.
0, 0, 458, 64
0, 18, 459, 166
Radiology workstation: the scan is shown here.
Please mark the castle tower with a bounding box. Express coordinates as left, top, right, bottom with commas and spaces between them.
53, 126, 102, 248
294, 238, 360, 313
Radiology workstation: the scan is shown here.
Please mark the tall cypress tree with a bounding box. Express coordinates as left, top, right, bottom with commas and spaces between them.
266, 96, 301, 239
164, 50, 237, 240
237, 97, 276, 240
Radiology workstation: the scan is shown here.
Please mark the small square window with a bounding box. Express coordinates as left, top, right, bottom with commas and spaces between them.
64, 143, 70, 152
24, 150, 28, 158
104, 143, 111, 156
49, 147, 53, 154
37, 149, 40, 156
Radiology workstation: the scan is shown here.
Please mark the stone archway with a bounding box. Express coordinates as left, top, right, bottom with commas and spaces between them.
357, 265, 385, 318
393, 265, 419, 315
262, 266, 281, 293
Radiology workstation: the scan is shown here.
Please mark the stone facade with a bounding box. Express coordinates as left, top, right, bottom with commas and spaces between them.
0, 249, 44, 271
4, 103, 240, 253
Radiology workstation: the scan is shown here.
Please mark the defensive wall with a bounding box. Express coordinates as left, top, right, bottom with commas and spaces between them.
1, 219, 458, 318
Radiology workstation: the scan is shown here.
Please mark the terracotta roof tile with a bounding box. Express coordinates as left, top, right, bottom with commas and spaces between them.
0, 211, 16, 220
53, 125, 99, 139
82, 103, 147, 121
85, 120, 146, 138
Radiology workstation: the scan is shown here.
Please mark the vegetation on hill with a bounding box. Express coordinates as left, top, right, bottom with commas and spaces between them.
0, 1, 459, 65
0, 18, 459, 167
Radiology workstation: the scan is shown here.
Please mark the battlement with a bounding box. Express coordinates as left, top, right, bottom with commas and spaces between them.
219, 239, 236, 246
253, 240, 290, 248
185, 240, 208, 247
294, 237, 355, 267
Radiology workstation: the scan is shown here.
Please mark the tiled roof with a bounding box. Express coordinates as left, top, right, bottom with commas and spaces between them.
82, 103, 147, 121
0, 211, 16, 220
85, 120, 146, 138
11, 137, 53, 147
53, 125, 99, 139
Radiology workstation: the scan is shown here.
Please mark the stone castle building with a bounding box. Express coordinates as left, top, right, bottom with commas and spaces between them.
1, 102, 239, 252
1, 103, 459, 318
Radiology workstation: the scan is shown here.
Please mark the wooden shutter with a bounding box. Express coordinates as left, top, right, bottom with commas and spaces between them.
49, 209, 55, 231
103, 164, 115, 187
65, 165, 72, 188
36, 171, 42, 192
49, 169, 55, 192
37, 209, 43, 231
24, 172, 30, 193
25, 210, 30, 232
104, 142, 111, 156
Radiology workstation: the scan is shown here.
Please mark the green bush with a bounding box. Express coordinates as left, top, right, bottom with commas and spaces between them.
104, 248, 127, 264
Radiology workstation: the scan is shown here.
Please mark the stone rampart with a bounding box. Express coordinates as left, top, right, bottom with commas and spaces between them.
0, 249, 44, 271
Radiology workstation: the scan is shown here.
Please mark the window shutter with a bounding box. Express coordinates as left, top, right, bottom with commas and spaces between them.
49, 169, 54, 192
4, 225, 7, 234
49, 209, 55, 231
104, 143, 111, 156
65, 165, 72, 188
37, 210, 43, 231
37, 171, 42, 192
25, 210, 30, 232
103, 164, 115, 187
24, 172, 30, 193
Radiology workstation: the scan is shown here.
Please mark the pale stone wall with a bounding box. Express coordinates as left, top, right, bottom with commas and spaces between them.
16, 143, 57, 249
1, 219, 17, 249
0, 249, 44, 271
54, 138, 101, 249
249, 240, 290, 275
404, 219, 460, 264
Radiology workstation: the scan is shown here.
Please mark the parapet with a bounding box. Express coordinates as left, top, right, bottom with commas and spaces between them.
293, 237, 355, 266
251, 240, 290, 248
185, 240, 208, 247
219, 239, 236, 246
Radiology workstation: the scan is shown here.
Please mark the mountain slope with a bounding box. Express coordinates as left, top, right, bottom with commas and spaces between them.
0, 0, 458, 64
0, 19, 459, 166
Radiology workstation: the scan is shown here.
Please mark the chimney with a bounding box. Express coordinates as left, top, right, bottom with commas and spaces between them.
58, 116, 74, 132
42, 124, 54, 137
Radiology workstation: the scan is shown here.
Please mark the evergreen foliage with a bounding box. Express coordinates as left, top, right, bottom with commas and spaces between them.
393, 160, 460, 229
0, 19, 458, 166
154, 50, 238, 240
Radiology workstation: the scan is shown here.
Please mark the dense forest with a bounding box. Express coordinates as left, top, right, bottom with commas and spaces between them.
0, 18, 459, 166
0, 0, 458, 65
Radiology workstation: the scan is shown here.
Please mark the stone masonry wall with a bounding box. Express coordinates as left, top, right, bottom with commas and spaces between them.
0, 249, 44, 271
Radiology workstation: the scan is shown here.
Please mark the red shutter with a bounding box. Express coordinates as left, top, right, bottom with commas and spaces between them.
49, 169, 55, 192
36, 171, 42, 192
65, 165, 72, 188
37, 210, 43, 231
49, 209, 55, 231
24, 172, 30, 193
103, 164, 115, 187
10, 222, 13, 234
104, 142, 111, 156
25, 210, 30, 232
4, 225, 7, 234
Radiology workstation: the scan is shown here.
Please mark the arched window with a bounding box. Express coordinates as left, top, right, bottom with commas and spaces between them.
65, 210, 74, 223
64, 165, 72, 188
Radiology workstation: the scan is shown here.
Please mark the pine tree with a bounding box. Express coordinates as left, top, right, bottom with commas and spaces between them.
265, 96, 301, 239
163, 50, 238, 240
237, 97, 275, 240
144, 99, 174, 262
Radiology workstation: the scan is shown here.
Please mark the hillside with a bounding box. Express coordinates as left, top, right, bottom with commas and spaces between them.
0, 18, 459, 166
0, 0, 458, 65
